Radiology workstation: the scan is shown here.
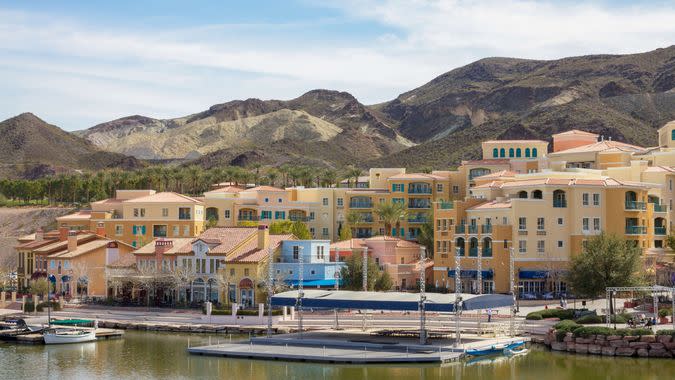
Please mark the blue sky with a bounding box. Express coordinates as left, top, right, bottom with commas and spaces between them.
1, 0, 675, 130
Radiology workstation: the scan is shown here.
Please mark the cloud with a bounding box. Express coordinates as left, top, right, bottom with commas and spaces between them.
1, 2, 675, 130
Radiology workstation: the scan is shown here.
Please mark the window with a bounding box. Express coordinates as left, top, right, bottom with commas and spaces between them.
392, 198, 404, 204
592, 193, 600, 206
593, 217, 600, 231
230, 268, 235, 276
50, 260, 56, 269
516, 148, 521, 157
261, 211, 272, 220
537, 240, 545, 253
504, 240, 509, 248
320, 227, 328, 236
224, 210, 231, 219
493, 148, 499, 158
178, 207, 191, 220
502, 217, 508, 225
525, 148, 531, 157
133, 208, 139, 217
582, 240, 588, 249
244, 268, 249, 276
453, 185, 459, 194
275, 211, 286, 220
500, 148, 506, 157
140, 208, 145, 217
153, 225, 168, 237
509, 148, 514, 157
173, 225, 179, 236
337, 198, 344, 207
132, 225, 146, 235
309, 227, 315, 236
392, 184, 404, 192
317, 246, 325, 259
278, 198, 282, 203
557, 217, 564, 225
436, 184, 443, 192
518, 217, 526, 230
322, 198, 329, 206
310, 270, 316, 275
518, 240, 526, 253
557, 240, 564, 248
184, 225, 190, 236
532, 148, 538, 157
672, 129, 675, 141
582, 218, 589, 231
162, 208, 169, 217
670, 179, 673, 191
582, 193, 589, 206
115, 225, 123, 236
293, 246, 299, 260
264, 198, 269, 203
537, 217, 544, 230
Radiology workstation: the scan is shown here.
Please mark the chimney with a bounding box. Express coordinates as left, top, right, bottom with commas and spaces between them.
35, 228, 44, 242
96, 222, 106, 237
257, 225, 270, 250
59, 226, 69, 242
67, 230, 78, 252
154, 239, 173, 256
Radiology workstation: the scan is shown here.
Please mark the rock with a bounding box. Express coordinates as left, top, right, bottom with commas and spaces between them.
575, 344, 589, 354
629, 342, 649, 349
657, 335, 672, 344
664, 342, 675, 350
637, 348, 649, 357
607, 335, 623, 341
649, 349, 672, 358
639, 335, 656, 343
566, 343, 576, 352
551, 342, 567, 351
609, 340, 628, 347
564, 334, 574, 343
595, 335, 606, 341
601, 346, 616, 356
624, 336, 639, 342
615, 347, 636, 357
649, 343, 665, 350
588, 344, 602, 354
575, 338, 594, 344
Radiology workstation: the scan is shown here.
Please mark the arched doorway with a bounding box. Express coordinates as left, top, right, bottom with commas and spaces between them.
239, 278, 254, 307
517, 191, 528, 199
531, 189, 543, 199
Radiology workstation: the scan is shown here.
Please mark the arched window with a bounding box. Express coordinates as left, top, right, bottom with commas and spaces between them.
532, 190, 543, 199
516, 148, 522, 157
671, 130, 675, 141
509, 148, 514, 157
469, 237, 478, 257
553, 190, 566, 208
517, 191, 528, 199
532, 148, 538, 157
525, 148, 531, 157
456, 237, 465, 256
500, 148, 506, 158
493, 148, 499, 158
482, 237, 492, 257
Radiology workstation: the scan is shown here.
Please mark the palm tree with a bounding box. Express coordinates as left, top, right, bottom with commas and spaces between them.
251, 163, 262, 185
266, 169, 279, 187
345, 166, 362, 188
374, 201, 407, 237
321, 169, 338, 188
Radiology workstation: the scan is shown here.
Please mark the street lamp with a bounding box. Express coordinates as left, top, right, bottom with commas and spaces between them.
334, 270, 341, 330
296, 246, 304, 339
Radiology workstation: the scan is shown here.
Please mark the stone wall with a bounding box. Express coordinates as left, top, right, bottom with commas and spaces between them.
543, 330, 674, 358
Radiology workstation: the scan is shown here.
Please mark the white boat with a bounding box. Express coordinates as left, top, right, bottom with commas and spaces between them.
43, 328, 96, 344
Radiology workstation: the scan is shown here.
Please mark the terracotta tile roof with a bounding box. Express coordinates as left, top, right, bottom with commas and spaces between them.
56, 210, 92, 221
133, 238, 194, 255
549, 140, 646, 155
107, 254, 137, 268
34, 234, 98, 253
643, 166, 675, 173
50, 239, 110, 259
180, 227, 259, 254
123, 192, 203, 204
205, 186, 244, 194
91, 198, 124, 205
330, 239, 366, 250
483, 139, 547, 143
244, 186, 285, 192
553, 129, 599, 137
474, 177, 654, 189
473, 170, 517, 180
15, 238, 58, 250
387, 173, 445, 180
364, 235, 422, 248
225, 234, 294, 263
469, 201, 512, 210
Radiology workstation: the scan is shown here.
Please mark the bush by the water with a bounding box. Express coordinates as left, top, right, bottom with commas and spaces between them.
656, 329, 675, 337
573, 326, 652, 337
202, 307, 283, 316
659, 309, 670, 318
525, 308, 575, 320
554, 320, 582, 341
575, 314, 603, 324
23, 301, 61, 313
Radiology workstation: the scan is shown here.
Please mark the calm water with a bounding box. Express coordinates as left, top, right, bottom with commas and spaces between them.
0, 331, 672, 380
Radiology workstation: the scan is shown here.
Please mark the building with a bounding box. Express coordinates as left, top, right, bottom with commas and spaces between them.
275, 240, 344, 288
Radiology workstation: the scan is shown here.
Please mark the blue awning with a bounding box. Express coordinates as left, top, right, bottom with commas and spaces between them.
448, 269, 494, 279
519, 270, 548, 279
286, 279, 341, 287
48, 274, 56, 283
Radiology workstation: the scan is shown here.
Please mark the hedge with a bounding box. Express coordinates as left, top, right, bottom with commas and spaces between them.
656, 329, 675, 337
659, 309, 670, 318
573, 327, 652, 337
554, 320, 582, 342
526, 309, 575, 320
575, 314, 603, 324
202, 308, 283, 316
23, 301, 61, 313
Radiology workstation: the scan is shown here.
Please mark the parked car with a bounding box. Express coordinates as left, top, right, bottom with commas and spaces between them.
542, 292, 554, 300
520, 293, 537, 300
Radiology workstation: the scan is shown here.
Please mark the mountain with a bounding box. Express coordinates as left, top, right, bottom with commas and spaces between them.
78, 90, 414, 164
0, 113, 142, 178
369, 46, 675, 168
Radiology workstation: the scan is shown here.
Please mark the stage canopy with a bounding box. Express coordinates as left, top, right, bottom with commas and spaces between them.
271, 289, 513, 312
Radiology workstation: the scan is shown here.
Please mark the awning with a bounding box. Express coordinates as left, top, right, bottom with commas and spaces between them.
61, 275, 71, 282
519, 270, 548, 279
272, 289, 514, 312
448, 269, 494, 279
48, 274, 56, 283
286, 279, 341, 287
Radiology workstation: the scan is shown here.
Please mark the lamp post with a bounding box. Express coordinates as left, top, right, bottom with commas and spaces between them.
509, 246, 515, 337
454, 246, 462, 347
419, 247, 427, 345
334, 267, 341, 330
296, 246, 304, 339
362, 247, 368, 291
266, 247, 273, 338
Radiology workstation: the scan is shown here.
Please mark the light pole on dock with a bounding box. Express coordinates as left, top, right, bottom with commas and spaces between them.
454, 246, 462, 347
509, 247, 515, 337
266, 247, 273, 338
296, 246, 304, 339
419, 247, 427, 345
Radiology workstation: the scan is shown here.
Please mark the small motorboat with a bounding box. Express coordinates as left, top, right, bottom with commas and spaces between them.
466, 341, 525, 357
504, 346, 529, 356
43, 328, 96, 344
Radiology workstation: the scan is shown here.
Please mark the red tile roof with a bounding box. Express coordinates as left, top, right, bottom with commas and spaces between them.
244, 186, 285, 192
225, 234, 295, 263
123, 192, 203, 204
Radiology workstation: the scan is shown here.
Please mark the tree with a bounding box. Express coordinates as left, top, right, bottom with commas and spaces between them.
345, 166, 362, 188
291, 221, 312, 239
665, 233, 675, 251
340, 253, 380, 291
345, 210, 363, 237
374, 201, 407, 236
206, 217, 218, 229
339, 224, 352, 241
269, 220, 312, 239
416, 212, 434, 258
70, 262, 91, 298
30, 277, 50, 299
566, 233, 644, 299
374, 271, 393, 291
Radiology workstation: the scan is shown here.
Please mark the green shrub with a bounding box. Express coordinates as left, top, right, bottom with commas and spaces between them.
575, 314, 603, 324
659, 309, 670, 318
554, 320, 582, 342
526, 308, 575, 320
526, 312, 543, 320
573, 326, 615, 337
24, 301, 35, 312
656, 329, 675, 337
627, 328, 653, 336
36, 301, 61, 312
609, 314, 626, 324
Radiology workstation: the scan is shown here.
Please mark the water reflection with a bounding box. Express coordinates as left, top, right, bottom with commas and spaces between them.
0, 332, 673, 380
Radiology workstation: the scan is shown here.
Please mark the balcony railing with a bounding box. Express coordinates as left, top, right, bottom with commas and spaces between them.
238, 215, 259, 221
455, 225, 465, 234
468, 225, 478, 234
481, 225, 492, 234
349, 201, 373, 208
625, 201, 646, 211
482, 248, 493, 257
553, 199, 567, 208
408, 201, 431, 209
468, 247, 478, 257
289, 216, 310, 222
408, 187, 432, 194
653, 204, 668, 213
408, 216, 428, 224
439, 201, 454, 210
655, 226, 667, 235
625, 225, 647, 235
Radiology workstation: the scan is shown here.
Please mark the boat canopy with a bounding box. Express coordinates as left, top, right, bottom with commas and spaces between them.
271, 290, 514, 312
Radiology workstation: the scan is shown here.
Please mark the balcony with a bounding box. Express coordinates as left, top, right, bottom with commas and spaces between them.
553, 200, 567, 208
655, 226, 667, 235
408, 216, 429, 224
408, 200, 431, 209
455, 225, 466, 234
439, 201, 454, 210
625, 226, 647, 235
468, 225, 478, 234
468, 247, 478, 257
408, 187, 432, 194
625, 201, 646, 211
481, 225, 492, 234
349, 201, 373, 209
289, 216, 310, 222
482, 248, 493, 257
653, 204, 668, 213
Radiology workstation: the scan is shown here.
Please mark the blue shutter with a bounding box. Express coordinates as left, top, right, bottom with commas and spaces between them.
132, 225, 137, 235
142, 225, 147, 234
392, 228, 397, 236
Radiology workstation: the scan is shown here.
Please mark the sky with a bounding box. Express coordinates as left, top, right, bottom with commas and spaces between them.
1, 0, 675, 131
